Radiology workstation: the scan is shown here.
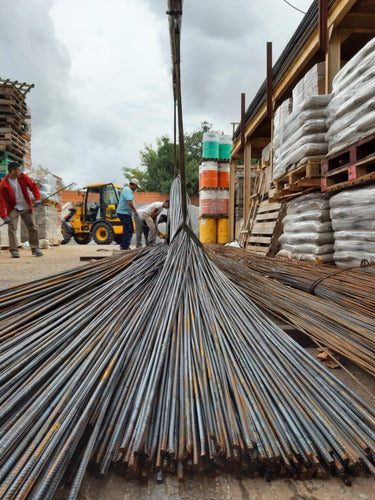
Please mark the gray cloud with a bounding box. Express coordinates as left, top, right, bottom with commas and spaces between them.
1, 0, 312, 186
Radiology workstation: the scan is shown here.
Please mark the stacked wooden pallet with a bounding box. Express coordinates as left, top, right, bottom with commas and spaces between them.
0, 78, 34, 162
321, 133, 375, 192
272, 159, 321, 201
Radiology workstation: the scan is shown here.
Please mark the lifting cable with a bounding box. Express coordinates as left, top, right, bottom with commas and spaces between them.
167, 1, 187, 223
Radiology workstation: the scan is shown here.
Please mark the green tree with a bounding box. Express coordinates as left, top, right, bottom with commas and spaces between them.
122, 124, 209, 195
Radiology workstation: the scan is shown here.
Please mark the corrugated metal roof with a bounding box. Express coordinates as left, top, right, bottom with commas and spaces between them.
233, 0, 336, 141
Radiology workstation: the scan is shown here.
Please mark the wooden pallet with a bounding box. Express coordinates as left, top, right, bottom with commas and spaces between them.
321, 133, 375, 174
321, 153, 375, 192
273, 161, 321, 201
246, 201, 285, 256
0, 140, 26, 158
238, 165, 273, 247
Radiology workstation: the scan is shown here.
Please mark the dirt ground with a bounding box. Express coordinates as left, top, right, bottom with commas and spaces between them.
0, 242, 118, 289
1, 242, 375, 499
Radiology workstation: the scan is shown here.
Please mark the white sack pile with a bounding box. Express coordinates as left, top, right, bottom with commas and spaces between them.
326, 37, 375, 156
330, 185, 375, 268
277, 192, 334, 263
273, 64, 329, 181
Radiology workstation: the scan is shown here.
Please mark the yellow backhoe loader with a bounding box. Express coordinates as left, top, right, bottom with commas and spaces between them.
62, 183, 126, 245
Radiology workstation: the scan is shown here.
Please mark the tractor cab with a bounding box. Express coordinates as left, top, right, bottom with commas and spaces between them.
69, 183, 124, 244
84, 183, 121, 222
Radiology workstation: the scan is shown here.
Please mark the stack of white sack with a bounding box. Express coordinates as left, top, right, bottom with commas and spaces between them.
277, 192, 334, 263
32, 172, 60, 204
326, 37, 375, 156
330, 185, 375, 267
24, 171, 63, 247
273, 98, 292, 180
35, 205, 62, 246
20, 204, 62, 247
273, 63, 330, 181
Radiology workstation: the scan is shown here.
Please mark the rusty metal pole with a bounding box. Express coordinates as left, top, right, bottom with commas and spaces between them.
266, 42, 273, 119
240, 93, 245, 150
319, 0, 328, 54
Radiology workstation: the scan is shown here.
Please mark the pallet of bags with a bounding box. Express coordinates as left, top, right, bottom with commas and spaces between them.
277, 192, 334, 263
330, 184, 375, 267
325, 38, 375, 157
273, 63, 329, 188
322, 38, 375, 191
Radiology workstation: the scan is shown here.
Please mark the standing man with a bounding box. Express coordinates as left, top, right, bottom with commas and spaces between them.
0, 162, 43, 258
116, 178, 139, 250
137, 199, 169, 247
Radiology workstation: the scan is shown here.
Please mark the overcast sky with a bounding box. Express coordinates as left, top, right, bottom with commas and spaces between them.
0, 0, 313, 187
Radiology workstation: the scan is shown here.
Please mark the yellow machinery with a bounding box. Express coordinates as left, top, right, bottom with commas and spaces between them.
66, 183, 125, 245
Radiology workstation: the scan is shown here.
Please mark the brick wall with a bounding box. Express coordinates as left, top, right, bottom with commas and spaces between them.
135, 192, 169, 204
61, 191, 84, 205
62, 190, 199, 206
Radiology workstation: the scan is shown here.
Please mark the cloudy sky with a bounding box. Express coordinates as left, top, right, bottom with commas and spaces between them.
1, 0, 312, 187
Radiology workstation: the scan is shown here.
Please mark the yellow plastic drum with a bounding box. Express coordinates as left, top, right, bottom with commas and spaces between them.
199, 218, 217, 244
217, 218, 229, 244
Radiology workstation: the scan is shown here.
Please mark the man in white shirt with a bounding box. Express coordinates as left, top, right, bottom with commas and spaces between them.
135, 199, 169, 247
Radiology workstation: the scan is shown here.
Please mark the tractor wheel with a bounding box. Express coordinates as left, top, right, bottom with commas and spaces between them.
92, 221, 114, 245
61, 222, 73, 244
73, 233, 92, 245
61, 230, 72, 245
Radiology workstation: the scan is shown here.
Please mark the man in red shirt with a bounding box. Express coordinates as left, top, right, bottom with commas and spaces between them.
0, 162, 43, 258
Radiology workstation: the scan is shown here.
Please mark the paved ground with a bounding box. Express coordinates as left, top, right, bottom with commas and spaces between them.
1, 242, 374, 499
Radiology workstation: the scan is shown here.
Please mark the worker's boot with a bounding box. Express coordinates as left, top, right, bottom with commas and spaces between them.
10, 250, 20, 258
31, 248, 43, 257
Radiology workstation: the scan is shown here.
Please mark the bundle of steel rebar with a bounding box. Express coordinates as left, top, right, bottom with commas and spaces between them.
206, 244, 375, 317
212, 254, 375, 376
0, 178, 375, 500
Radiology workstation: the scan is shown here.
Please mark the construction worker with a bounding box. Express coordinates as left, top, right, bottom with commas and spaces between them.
136, 213, 167, 247
116, 178, 139, 250
0, 162, 43, 258
136, 199, 169, 247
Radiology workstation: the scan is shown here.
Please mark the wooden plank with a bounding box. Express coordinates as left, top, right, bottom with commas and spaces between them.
243, 141, 252, 225
79, 256, 108, 261
256, 212, 280, 221
251, 221, 278, 234
246, 245, 268, 254
257, 202, 281, 213
267, 203, 287, 257
248, 236, 272, 244
322, 170, 375, 192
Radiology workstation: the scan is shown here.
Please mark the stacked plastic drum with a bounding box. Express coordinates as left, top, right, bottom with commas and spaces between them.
199, 132, 231, 244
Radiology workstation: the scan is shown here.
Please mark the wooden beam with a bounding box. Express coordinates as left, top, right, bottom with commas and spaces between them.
243, 141, 252, 225
228, 159, 236, 241
326, 29, 342, 93
328, 0, 359, 28
341, 13, 375, 29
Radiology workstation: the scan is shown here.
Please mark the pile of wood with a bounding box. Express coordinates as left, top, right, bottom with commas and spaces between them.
0, 78, 34, 163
